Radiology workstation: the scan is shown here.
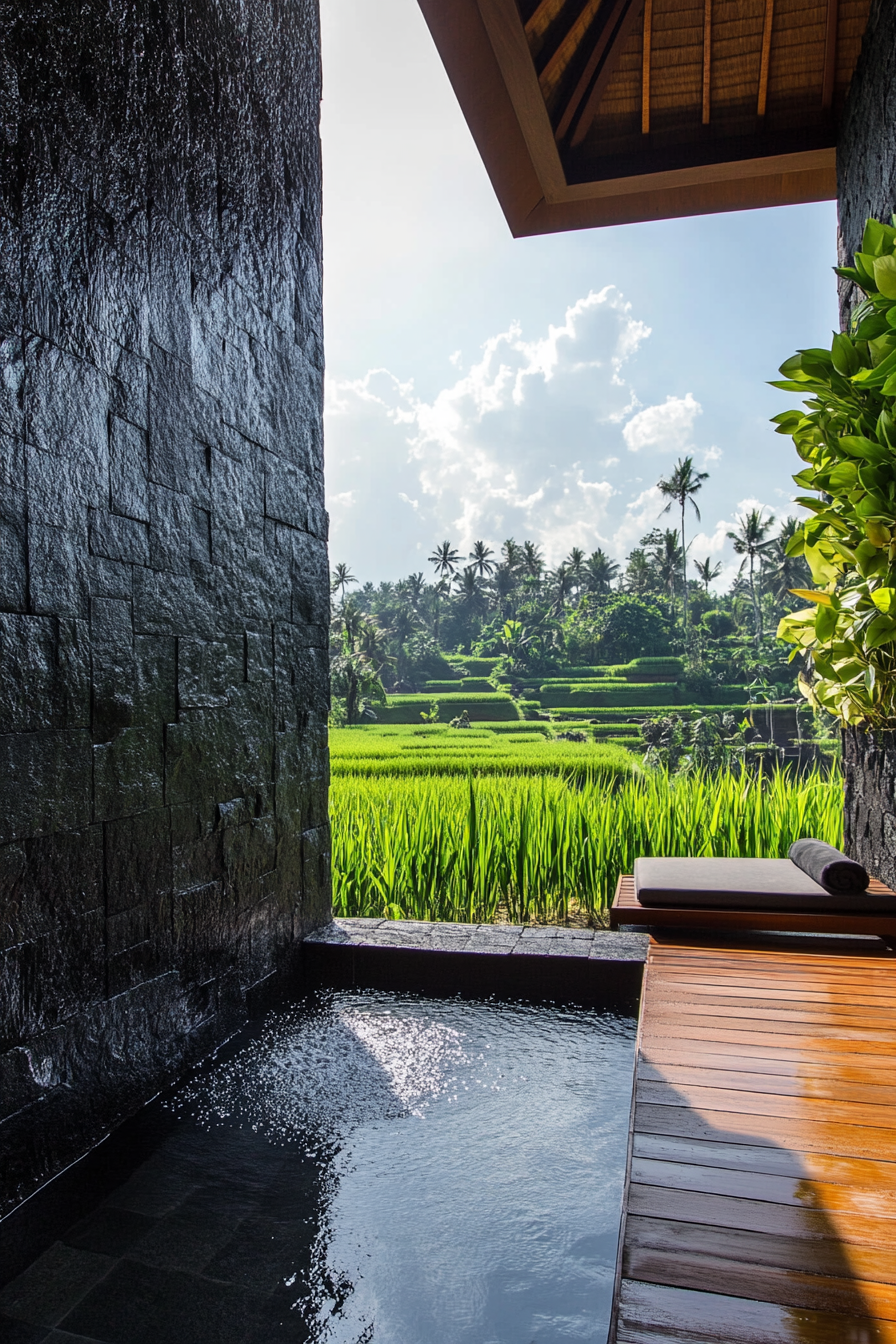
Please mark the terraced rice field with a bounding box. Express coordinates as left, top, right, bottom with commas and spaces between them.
329, 726, 842, 924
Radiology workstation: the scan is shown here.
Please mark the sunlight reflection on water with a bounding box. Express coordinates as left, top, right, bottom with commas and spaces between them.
167, 992, 636, 1344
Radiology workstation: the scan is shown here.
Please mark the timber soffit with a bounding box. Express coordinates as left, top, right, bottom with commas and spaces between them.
417, 0, 872, 235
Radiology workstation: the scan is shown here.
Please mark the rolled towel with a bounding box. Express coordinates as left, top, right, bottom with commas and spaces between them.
789, 838, 869, 895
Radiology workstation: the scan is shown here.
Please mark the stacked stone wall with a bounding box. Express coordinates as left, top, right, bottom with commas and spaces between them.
0, 0, 329, 1213
837, 0, 896, 323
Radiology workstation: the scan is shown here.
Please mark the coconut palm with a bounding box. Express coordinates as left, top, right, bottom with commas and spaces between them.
727, 507, 776, 640
453, 566, 487, 613
428, 541, 460, 577
330, 562, 356, 600
585, 549, 620, 593
624, 548, 654, 595
657, 455, 709, 630
762, 517, 811, 605
652, 529, 684, 619
469, 540, 496, 577
565, 547, 587, 593
521, 540, 544, 578
501, 538, 522, 571
694, 556, 722, 593
406, 572, 426, 609
548, 563, 576, 613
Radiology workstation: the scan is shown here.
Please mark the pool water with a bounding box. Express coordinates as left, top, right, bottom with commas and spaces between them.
0, 991, 637, 1344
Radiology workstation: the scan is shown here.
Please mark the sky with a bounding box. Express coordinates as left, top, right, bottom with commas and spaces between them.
320, 0, 842, 592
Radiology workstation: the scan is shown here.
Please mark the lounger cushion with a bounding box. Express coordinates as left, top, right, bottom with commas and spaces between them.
634, 856, 896, 910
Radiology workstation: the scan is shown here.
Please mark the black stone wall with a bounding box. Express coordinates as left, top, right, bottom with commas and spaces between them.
0, 0, 330, 1214
837, 0, 896, 325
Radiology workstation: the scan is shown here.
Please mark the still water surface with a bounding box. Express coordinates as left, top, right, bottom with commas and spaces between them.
169, 992, 636, 1343
10, 991, 636, 1344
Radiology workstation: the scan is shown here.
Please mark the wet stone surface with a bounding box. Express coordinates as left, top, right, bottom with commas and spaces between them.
0, 0, 329, 1213
307, 918, 649, 961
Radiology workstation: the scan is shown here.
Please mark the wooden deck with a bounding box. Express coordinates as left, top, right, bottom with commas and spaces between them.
610, 930, 896, 1343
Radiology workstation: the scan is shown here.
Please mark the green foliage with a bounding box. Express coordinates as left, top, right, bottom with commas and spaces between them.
419, 699, 440, 723
641, 712, 748, 771
775, 216, 896, 727
564, 593, 673, 664
331, 767, 842, 922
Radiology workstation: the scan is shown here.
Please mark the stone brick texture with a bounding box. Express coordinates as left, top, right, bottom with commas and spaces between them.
837, 0, 896, 326
0, 0, 330, 1214
843, 727, 896, 889
837, 3, 896, 883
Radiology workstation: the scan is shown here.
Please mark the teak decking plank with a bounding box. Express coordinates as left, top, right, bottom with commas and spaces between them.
610, 909, 896, 1342
637, 1060, 896, 1106
632, 1132, 896, 1185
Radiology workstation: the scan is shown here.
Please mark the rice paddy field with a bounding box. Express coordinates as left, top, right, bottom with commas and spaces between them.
329, 725, 843, 924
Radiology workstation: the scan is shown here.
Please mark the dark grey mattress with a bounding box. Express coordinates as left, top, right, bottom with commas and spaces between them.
633, 856, 896, 911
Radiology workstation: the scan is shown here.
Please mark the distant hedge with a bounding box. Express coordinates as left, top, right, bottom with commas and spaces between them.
423, 678, 493, 693
540, 683, 681, 708
377, 693, 518, 723
444, 657, 500, 675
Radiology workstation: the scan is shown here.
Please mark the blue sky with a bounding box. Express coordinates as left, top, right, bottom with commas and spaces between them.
321, 0, 841, 590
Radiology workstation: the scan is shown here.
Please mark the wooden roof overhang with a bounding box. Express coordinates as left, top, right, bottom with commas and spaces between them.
417, 0, 872, 235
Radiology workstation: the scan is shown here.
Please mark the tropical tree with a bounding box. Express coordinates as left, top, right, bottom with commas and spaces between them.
652, 529, 684, 620
548, 563, 576, 613
585, 549, 620, 593
428, 540, 461, 577
469, 540, 496, 577
521, 540, 544, 578
694, 556, 722, 593
330, 562, 356, 600
565, 547, 587, 592
453, 566, 487, 614
501, 538, 522, 571
762, 517, 810, 606
727, 507, 776, 640
624, 548, 654, 595
657, 455, 709, 631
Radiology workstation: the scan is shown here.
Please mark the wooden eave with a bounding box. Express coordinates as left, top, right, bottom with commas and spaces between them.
417, 0, 872, 236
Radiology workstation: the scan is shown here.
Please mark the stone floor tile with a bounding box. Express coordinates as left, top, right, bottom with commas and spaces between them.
519, 926, 559, 938
203, 1216, 314, 1294
0, 1312, 50, 1342
0, 1244, 116, 1328
62, 1207, 158, 1258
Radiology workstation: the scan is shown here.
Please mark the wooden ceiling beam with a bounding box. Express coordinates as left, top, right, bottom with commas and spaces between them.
641, 0, 652, 134
539, 0, 603, 100
757, 0, 775, 117
566, 0, 645, 146
702, 0, 712, 125
822, 0, 839, 108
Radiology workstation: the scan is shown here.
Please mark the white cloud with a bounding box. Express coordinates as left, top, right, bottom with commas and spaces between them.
702, 445, 723, 464
325, 288, 653, 570
622, 392, 702, 454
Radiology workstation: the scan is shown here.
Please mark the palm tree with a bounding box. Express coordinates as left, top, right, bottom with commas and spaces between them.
453, 566, 486, 613
624, 548, 654, 595
727, 507, 776, 640
694, 556, 722, 593
657, 455, 709, 631
469, 540, 496, 577
585, 549, 619, 593
548, 563, 575, 613
521, 540, 544, 578
762, 517, 811, 606
330, 562, 356, 600
652, 529, 684, 620
428, 540, 460, 577
565, 547, 587, 593
501, 538, 522, 571
406, 572, 426, 610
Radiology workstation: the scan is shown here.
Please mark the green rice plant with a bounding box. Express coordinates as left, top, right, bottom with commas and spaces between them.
330, 766, 843, 923
329, 726, 635, 780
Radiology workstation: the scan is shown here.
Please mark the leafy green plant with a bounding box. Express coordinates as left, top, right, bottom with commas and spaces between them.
419, 699, 440, 723
775, 216, 896, 727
